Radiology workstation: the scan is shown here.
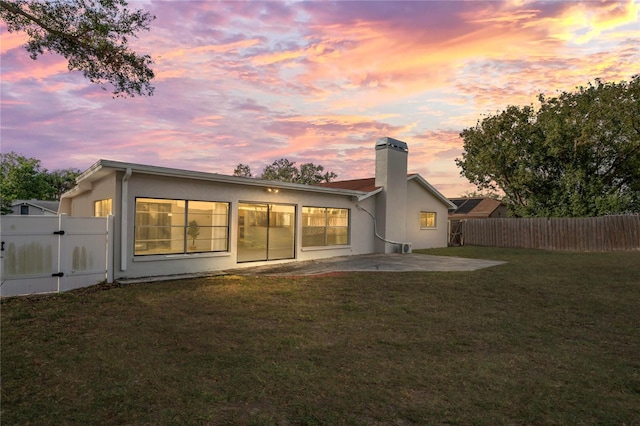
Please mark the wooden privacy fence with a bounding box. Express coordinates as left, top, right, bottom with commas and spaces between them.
459, 215, 640, 251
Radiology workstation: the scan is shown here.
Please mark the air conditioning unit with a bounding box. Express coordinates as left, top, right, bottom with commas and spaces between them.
401, 242, 412, 254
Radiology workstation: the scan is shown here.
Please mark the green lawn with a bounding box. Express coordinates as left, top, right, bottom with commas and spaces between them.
2, 247, 639, 425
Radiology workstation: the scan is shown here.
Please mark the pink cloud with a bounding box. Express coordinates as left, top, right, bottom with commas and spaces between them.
1, 0, 637, 198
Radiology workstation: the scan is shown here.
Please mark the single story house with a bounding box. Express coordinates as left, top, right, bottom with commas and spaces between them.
10, 200, 60, 216
60, 137, 456, 280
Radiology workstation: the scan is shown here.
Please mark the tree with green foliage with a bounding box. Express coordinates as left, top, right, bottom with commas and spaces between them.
232, 159, 338, 184
46, 168, 81, 200
232, 163, 252, 178
456, 76, 640, 217
0, 152, 80, 213
0, 0, 155, 97
298, 162, 337, 185
459, 190, 501, 199
261, 158, 300, 183
0, 152, 51, 213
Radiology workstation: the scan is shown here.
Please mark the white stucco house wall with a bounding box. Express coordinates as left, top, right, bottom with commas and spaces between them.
60, 137, 455, 281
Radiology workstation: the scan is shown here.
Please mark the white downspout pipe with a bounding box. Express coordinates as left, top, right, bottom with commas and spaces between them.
121, 168, 132, 271
356, 204, 404, 250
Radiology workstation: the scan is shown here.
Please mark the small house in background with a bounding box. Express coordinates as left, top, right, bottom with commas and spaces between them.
59, 137, 455, 281
10, 200, 60, 216
448, 197, 507, 220
447, 197, 507, 246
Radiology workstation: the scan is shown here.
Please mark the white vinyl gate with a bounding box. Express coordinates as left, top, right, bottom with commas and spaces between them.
0, 215, 113, 297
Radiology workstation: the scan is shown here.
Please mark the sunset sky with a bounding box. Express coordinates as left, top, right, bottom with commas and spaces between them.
1, 0, 638, 197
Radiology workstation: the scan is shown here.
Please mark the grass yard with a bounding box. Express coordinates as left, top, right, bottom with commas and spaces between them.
2, 247, 639, 425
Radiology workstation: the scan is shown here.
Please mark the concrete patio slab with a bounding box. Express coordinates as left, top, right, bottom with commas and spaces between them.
117, 253, 506, 285
225, 253, 506, 276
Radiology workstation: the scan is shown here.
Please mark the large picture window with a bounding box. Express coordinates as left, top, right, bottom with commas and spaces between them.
420, 211, 436, 229
302, 207, 349, 247
135, 198, 229, 255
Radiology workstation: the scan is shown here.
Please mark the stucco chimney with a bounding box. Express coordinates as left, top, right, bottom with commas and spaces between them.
374, 137, 408, 253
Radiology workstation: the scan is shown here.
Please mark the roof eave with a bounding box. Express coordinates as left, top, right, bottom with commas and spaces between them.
408, 174, 457, 209
63, 159, 369, 199
357, 187, 383, 201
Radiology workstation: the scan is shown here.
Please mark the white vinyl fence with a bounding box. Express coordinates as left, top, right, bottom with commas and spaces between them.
0, 215, 113, 297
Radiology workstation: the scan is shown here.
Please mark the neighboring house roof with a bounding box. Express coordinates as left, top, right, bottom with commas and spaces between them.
448, 197, 505, 219
11, 200, 59, 214
62, 159, 372, 200
318, 174, 456, 209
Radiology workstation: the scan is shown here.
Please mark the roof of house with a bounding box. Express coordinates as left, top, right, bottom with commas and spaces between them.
62, 159, 373, 200
318, 174, 456, 209
448, 197, 504, 218
316, 178, 380, 193
62, 160, 456, 210
11, 199, 59, 214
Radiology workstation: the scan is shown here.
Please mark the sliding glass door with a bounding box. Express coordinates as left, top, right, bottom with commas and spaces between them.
268, 204, 295, 260
237, 203, 295, 262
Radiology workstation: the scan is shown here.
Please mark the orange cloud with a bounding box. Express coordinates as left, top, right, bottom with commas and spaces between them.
0, 30, 29, 53
292, 0, 637, 113
547, 0, 639, 43
2, 1, 637, 197
284, 13, 553, 110
253, 112, 408, 162
252, 49, 306, 66
1, 58, 68, 83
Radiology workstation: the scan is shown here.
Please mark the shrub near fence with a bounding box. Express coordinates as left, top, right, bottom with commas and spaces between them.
461, 215, 640, 251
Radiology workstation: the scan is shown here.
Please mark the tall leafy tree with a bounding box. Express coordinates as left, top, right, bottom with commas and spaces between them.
298, 162, 337, 185
456, 76, 640, 217
46, 168, 81, 200
0, 0, 155, 97
459, 190, 501, 199
261, 158, 300, 183
234, 159, 338, 184
260, 159, 338, 184
0, 152, 51, 213
232, 163, 252, 178
0, 153, 81, 213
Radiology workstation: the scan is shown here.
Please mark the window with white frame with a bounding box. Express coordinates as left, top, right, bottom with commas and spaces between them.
94, 199, 112, 217
420, 211, 436, 229
134, 198, 229, 255
302, 207, 349, 247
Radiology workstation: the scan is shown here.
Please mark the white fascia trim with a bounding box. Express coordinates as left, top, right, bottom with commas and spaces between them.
357, 187, 383, 201
60, 181, 93, 199
408, 174, 457, 209
65, 159, 368, 199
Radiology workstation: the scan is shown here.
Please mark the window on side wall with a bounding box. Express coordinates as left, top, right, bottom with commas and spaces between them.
420, 211, 436, 229
94, 199, 112, 217
134, 198, 229, 256
302, 207, 349, 247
